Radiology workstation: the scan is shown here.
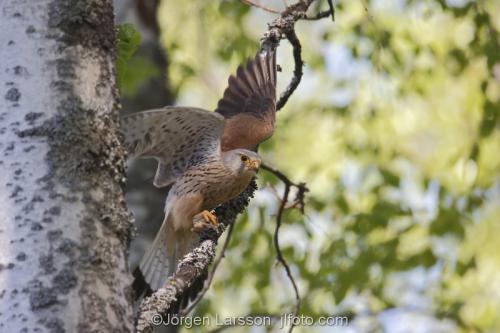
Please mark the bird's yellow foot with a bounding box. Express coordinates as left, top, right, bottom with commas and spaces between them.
191, 210, 218, 233
201, 210, 218, 226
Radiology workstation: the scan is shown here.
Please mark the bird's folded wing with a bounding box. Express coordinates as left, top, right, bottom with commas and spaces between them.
120, 107, 225, 187
215, 51, 277, 151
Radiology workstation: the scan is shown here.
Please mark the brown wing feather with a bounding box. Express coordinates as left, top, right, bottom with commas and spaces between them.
215, 52, 277, 151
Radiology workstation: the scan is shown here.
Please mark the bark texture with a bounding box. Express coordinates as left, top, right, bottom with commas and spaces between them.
0, 0, 134, 332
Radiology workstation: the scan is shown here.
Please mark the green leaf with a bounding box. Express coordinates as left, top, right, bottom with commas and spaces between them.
119, 56, 160, 97
116, 23, 142, 92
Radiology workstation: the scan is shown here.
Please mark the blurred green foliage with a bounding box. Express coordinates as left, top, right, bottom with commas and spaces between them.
116, 24, 159, 96
122, 0, 500, 332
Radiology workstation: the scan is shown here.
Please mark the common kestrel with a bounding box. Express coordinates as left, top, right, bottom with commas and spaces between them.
122, 52, 276, 291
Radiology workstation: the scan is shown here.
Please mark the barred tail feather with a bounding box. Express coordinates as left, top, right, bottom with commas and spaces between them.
139, 217, 175, 291
139, 215, 196, 291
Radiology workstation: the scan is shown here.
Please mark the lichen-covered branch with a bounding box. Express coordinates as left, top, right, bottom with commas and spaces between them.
135, 182, 256, 332
135, 239, 220, 332
179, 223, 235, 316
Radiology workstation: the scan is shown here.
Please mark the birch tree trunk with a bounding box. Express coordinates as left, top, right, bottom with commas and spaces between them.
0, 0, 134, 331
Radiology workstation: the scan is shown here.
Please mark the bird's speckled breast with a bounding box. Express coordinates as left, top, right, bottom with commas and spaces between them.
201, 170, 254, 211
172, 160, 253, 213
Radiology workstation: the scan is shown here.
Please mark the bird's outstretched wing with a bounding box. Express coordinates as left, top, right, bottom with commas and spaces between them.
120, 107, 224, 187
215, 52, 277, 151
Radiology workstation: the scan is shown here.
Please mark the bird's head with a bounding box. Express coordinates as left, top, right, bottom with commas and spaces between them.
223, 149, 261, 175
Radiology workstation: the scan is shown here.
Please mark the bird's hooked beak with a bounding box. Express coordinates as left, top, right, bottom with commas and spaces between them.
245, 159, 261, 172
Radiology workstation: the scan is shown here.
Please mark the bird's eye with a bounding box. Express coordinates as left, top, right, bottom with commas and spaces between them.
241, 155, 248, 162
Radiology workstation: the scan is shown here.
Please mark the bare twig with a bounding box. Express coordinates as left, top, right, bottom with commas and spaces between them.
303, 9, 333, 20
261, 163, 308, 213
260, 0, 334, 110
276, 28, 303, 111
303, 10, 329, 20
179, 223, 235, 316
273, 183, 300, 333
302, 0, 334, 20
240, 0, 281, 14
327, 0, 335, 21
261, 163, 308, 333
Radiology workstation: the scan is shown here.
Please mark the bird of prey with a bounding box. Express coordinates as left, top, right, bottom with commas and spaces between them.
121, 52, 276, 291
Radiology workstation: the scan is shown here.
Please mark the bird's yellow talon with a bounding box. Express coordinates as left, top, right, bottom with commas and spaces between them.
201, 210, 218, 225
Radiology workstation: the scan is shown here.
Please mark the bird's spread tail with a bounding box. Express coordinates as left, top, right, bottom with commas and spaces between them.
138, 215, 196, 291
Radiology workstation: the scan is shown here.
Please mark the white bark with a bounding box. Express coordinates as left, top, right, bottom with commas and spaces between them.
0, 0, 134, 331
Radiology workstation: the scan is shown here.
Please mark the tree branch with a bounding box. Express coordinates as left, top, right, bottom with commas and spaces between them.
303, 9, 334, 21
276, 28, 303, 110
179, 223, 235, 316
262, 163, 308, 332
240, 0, 281, 14
305, 0, 335, 21
257, 0, 334, 110
136, 182, 256, 333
